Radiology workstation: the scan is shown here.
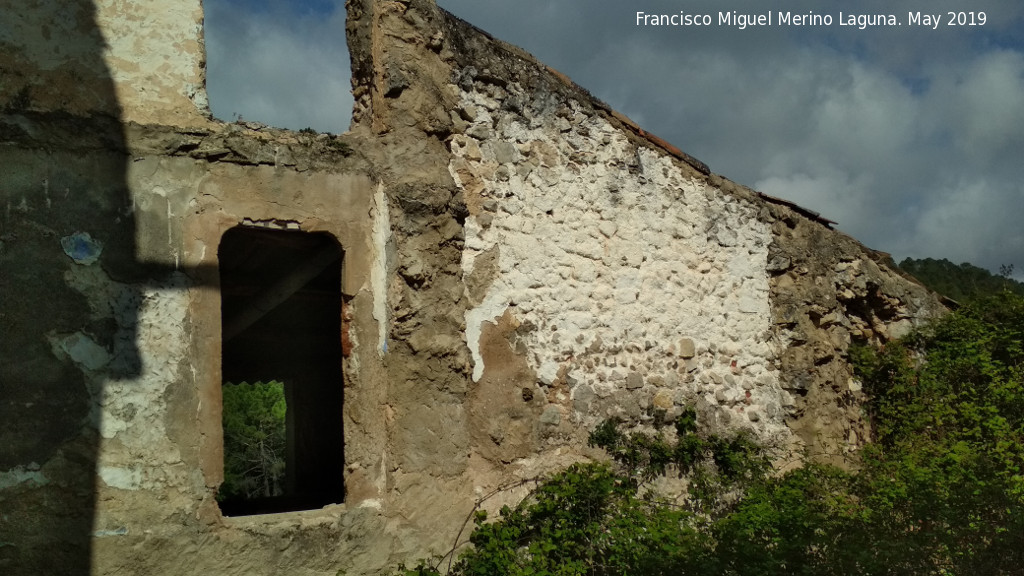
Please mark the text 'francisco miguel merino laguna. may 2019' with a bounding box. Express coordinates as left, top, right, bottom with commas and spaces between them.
636, 11, 987, 30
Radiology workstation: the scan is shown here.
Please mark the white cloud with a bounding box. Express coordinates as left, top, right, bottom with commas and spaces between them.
908, 179, 1024, 268
204, 0, 353, 133
922, 50, 1024, 170
744, 49, 1024, 273
755, 171, 879, 234
202, 0, 1024, 274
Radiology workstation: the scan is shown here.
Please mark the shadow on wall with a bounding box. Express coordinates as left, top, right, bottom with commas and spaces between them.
0, 1, 202, 573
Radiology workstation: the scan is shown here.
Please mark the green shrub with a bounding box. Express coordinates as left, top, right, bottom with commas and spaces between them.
398, 293, 1024, 575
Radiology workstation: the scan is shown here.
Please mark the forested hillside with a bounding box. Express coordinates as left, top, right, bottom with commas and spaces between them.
899, 257, 1024, 302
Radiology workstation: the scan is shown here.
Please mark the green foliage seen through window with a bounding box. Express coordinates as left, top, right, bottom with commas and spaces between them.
220, 381, 287, 501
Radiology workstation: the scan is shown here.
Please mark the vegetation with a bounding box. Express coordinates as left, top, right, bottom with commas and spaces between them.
219, 381, 287, 501
400, 293, 1024, 575
326, 138, 352, 154
848, 292, 1024, 573
899, 257, 1023, 302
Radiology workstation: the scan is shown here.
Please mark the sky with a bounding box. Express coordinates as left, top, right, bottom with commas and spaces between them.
204, 0, 1024, 278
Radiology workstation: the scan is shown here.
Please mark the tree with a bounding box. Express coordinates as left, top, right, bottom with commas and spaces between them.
220, 381, 288, 501
850, 292, 1024, 573
898, 257, 1024, 302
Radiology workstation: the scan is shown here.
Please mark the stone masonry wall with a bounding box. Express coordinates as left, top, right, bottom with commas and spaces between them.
454, 101, 789, 445
440, 11, 945, 468
764, 209, 948, 465
1, 114, 386, 574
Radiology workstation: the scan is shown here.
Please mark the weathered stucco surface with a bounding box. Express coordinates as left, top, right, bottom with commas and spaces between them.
439, 8, 944, 469
0, 0, 208, 125
453, 94, 789, 448
0, 0, 946, 574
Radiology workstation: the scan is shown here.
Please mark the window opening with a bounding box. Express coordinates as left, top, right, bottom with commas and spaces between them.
203, 0, 353, 133
217, 226, 344, 516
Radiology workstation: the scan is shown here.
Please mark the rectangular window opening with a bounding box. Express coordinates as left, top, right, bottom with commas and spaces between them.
217, 226, 345, 516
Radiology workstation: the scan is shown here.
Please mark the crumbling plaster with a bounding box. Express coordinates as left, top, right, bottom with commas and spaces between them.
1, 113, 395, 573
0, 0, 209, 125
453, 93, 788, 446
0, 0, 947, 574
436, 7, 945, 468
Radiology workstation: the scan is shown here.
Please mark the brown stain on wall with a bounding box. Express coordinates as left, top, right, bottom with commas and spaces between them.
469, 310, 541, 464
341, 298, 354, 357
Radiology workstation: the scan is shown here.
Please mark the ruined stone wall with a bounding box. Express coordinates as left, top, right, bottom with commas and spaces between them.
0, 0, 208, 124
2, 0, 394, 571
437, 10, 945, 470
764, 209, 944, 464
452, 85, 789, 453
1, 0, 946, 575
1, 113, 388, 574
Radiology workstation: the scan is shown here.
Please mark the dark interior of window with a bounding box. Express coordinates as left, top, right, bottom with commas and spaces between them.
217, 226, 345, 516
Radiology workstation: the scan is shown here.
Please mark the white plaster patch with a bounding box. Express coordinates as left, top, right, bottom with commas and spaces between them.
99, 466, 143, 490
96, 0, 208, 122
61, 268, 195, 497
0, 464, 48, 490
454, 87, 789, 439
371, 182, 391, 356
52, 331, 111, 371
359, 498, 383, 511
97, 460, 190, 492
